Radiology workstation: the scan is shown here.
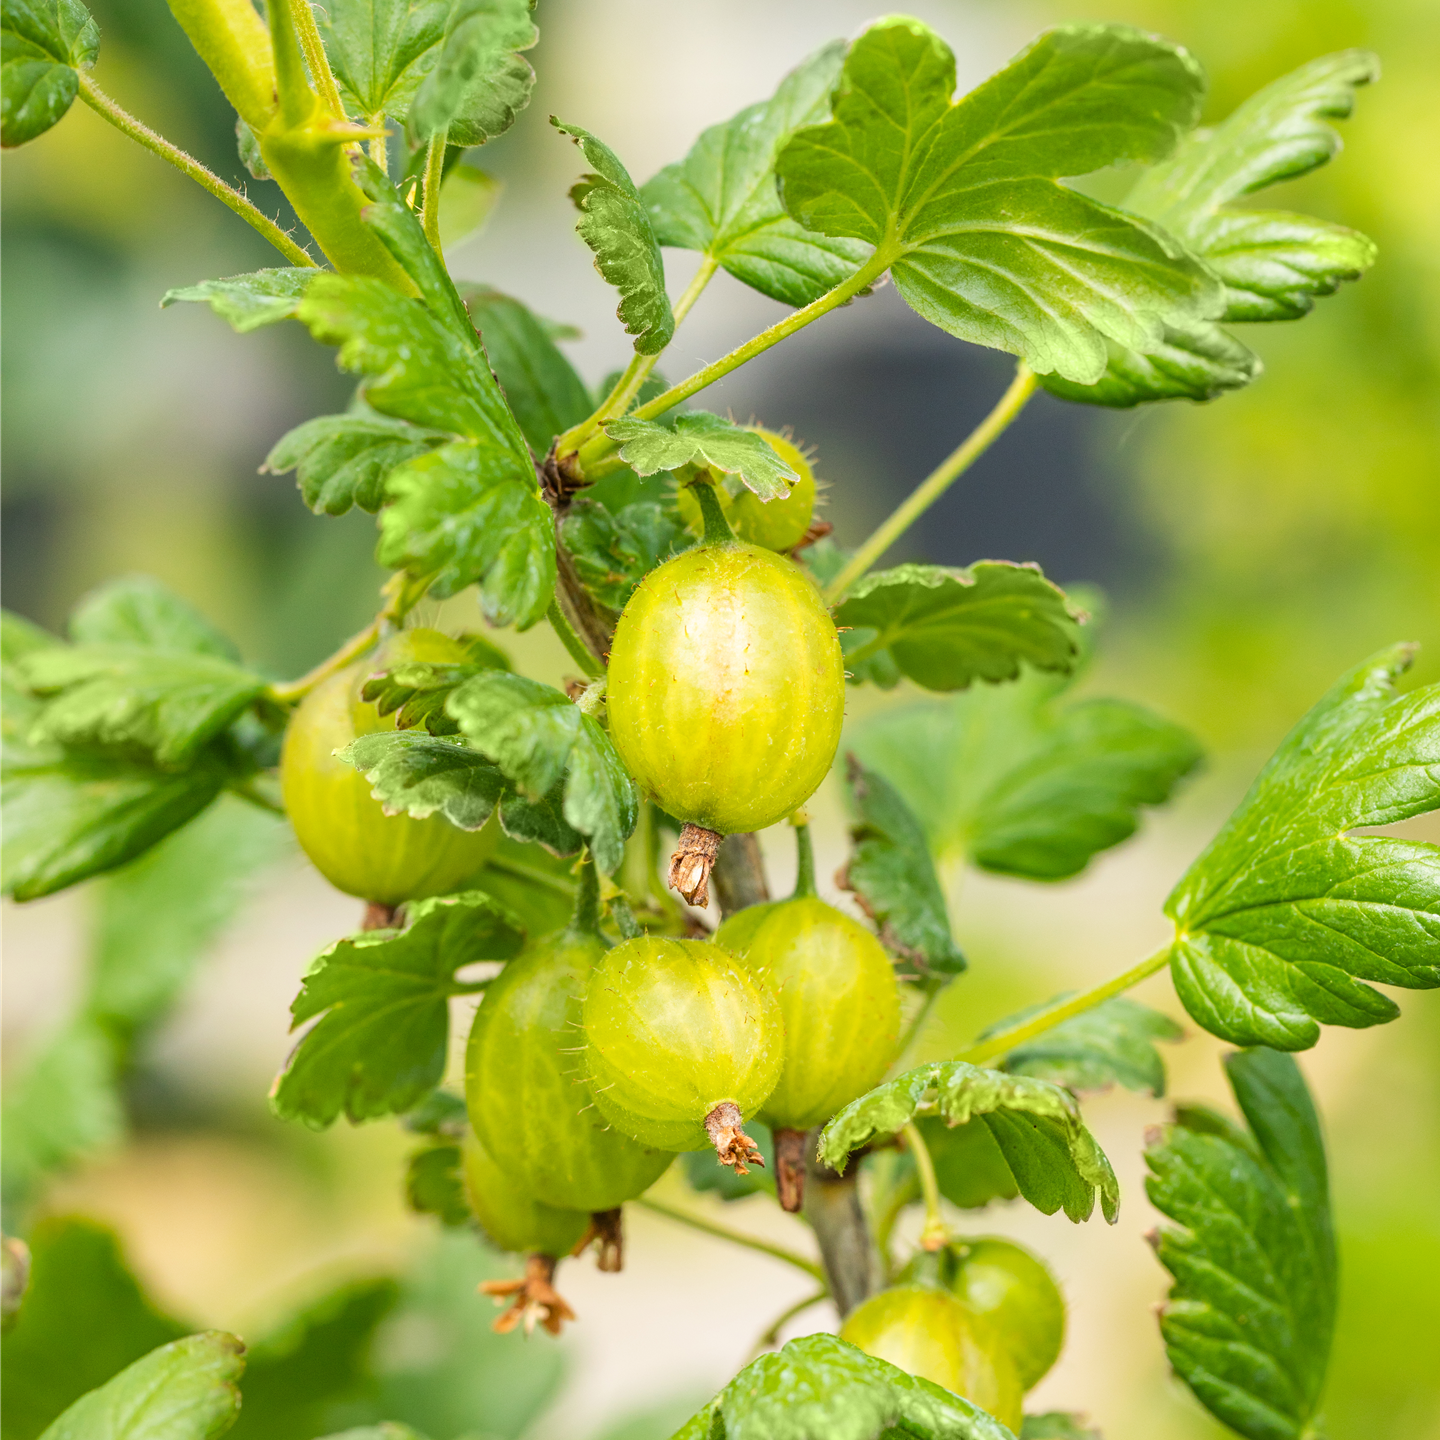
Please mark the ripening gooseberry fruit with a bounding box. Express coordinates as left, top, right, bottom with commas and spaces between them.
606, 482, 844, 906
840, 1285, 1024, 1430
281, 629, 496, 907
675, 428, 818, 551
582, 936, 782, 1171
716, 824, 900, 1213
461, 1129, 586, 1335
466, 871, 672, 1248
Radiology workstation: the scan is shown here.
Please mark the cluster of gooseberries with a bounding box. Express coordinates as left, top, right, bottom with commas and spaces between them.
280, 434, 1065, 1409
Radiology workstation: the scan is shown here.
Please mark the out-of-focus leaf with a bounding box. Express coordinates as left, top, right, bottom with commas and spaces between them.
820, 1061, 1119, 1224
438, 164, 502, 248
406, 1142, 471, 1226
604, 412, 796, 502
271, 892, 525, 1127
840, 755, 964, 975
318, 0, 447, 126
641, 41, 868, 308
1164, 645, 1440, 1050
37, 1332, 244, 1440
917, 1114, 1020, 1211
834, 563, 1080, 693
465, 833, 577, 933
1146, 1048, 1335, 1440
553, 119, 673, 355
1020, 1416, 1101, 1439
775, 20, 1217, 384
69, 575, 240, 660
560, 498, 687, 610
1, 0, 98, 147
162, 270, 315, 333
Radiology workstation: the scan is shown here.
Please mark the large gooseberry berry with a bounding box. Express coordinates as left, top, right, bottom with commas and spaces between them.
675, 429, 817, 551
582, 936, 782, 1170
840, 1284, 1023, 1429
281, 629, 496, 906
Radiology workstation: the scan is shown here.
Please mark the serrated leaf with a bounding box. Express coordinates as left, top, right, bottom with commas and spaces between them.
987, 996, 1183, 1096
38, 1331, 245, 1440
820, 1061, 1119, 1224
1020, 1416, 1101, 1440
342, 730, 505, 830
918, 1114, 1020, 1210
271, 891, 524, 1127
447, 671, 637, 872
604, 412, 796, 501
357, 634, 511, 734
840, 755, 964, 975
560, 498, 687, 610
1045, 50, 1378, 407
1, 0, 98, 148
406, 1141, 472, 1226
835, 563, 1080, 693
318, 0, 447, 126
162, 269, 316, 333
1163, 645, 1440, 1050
553, 119, 674, 355
379, 440, 555, 627
672, 1332, 1015, 1440
406, 0, 537, 147
641, 41, 869, 308
852, 660, 1201, 882
460, 285, 591, 453
1146, 1047, 1335, 1440
265, 407, 446, 517
775, 20, 1217, 384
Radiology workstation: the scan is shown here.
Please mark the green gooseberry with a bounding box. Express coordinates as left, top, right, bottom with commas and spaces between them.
460, 1129, 588, 1259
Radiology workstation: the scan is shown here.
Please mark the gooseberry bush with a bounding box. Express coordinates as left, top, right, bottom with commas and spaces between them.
3, 2, 1437, 1437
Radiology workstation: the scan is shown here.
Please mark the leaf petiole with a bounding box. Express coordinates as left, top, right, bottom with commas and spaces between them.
421, 131, 447, 255
823, 362, 1037, 603
902, 1121, 948, 1251
547, 599, 605, 679
634, 1196, 826, 1282
284, 0, 346, 120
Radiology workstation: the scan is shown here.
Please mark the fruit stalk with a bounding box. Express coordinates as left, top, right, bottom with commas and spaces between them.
669, 822, 722, 908
478, 1253, 576, 1336
711, 833, 771, 914
704, 1101, 766, 1175
805, 1141, 880, 1317
576, 1206, 624, 1273
361, 902, 399, 931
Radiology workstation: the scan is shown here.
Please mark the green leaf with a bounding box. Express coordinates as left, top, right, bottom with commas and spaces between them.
670, 1332, 1015, 1440
1146, 1047, 1335, 1440
342, 730, 505, 830
406, 1141, 472, 1226
460, 284, 591, 454
0, 1218, 189, 1440
775, 20, 1218, 384
318, 0, 447, 126
161, 270, 316, 333
917, 1114, 1020, 1210
641, 41, 869, 308
840, 755, 965, 975
463, 834, 577, 933
2, 608, 60, 664
316, 1429, 424, 1440
1, 0, 98, 148
357, 634, 511, 735
264, 407, 446, 517
70, 575, 240, 660
271, 891, 525, 1127
604, 412, 797, 502
835, 563, 1080, 693
851, 660, 1202, 881
989, 996, 1183, 1096
1164, 645, 1440, 1050
406, 0, 537, 147
1020, 1416, 1101, 1440
38, 1331, 244, 1440
447, 672, 637, 873
379, 440, 555, 627
559, 498, 687, 611
1044, 51, 1378, 407
820, 1061, 1119, 1224
439, 163, 502, 247
553, 119, 674, 355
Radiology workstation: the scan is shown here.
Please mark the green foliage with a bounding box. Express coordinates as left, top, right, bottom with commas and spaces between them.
851, 654, 1202, 881
1019, 1417, 1100, 1440
446, 671, 637, 872
1146, 1048, 1335, 1440
834, 563, 1080, 693
820, 1061, 1119, 1224
342, 730, 505, 830
988, 996, 1183, 1097
37, 1331, 245, 1440
271, 891, 525, 1127
358, 633, 511, 734
840, 755, 965, 975
554, 119, 674, 355
603, 413, 796, 501
318, 0, 448, 128
916, 1116, 1020, 1211
641, 41, 869, 308
0, 0, 97, 148
1164, 646, 1440, 1049
406, 1141, 471, 1226
67, 578, 240, 659
669, 1333, 1015, 1440
775, 20, 1218, 384
560, 498, 687, 610
438, 163, 502, 247
161, 270, 316, 333
1043, 50, 1379, 407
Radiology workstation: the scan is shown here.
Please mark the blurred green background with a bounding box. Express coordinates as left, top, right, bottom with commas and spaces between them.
2, 0, 1437, 1436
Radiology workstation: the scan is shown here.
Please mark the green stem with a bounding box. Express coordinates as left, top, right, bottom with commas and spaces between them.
368, 113, 388, 173
77, 76, 314, 268
822, 362, 1037, 604
420, 132, 446, 254
165, 0, 277, 132
753, 1288, 830, 1353
572, 248, 893, 472
953, 945, 1175, 1068
633, 1197, 825, 1282
903, 1122, 949, 1251
609, 894, 645, 940
691, 478, 737, 546
547, 600, 604, 678
267, 618, 379, 704
568, 854, 601, 936
287, 0, 346, 119
791, 819, 817, 899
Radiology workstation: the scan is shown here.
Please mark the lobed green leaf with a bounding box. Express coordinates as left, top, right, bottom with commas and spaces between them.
604, 411, 796, 501
341, 730, 506, 830
1, 0, 98, 148
559, 497, 687, 611
162, 269, 316, 333
406, 1141, 472, 1227
319, 0, 448, 128
68, 575, 242, 660
356, 633, 511, 734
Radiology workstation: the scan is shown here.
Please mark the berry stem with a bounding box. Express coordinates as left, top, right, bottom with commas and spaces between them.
903, 1121, 949, 1251
690, 478, 738, 546
568, 854, 602, 937
790, 821, 818, 900
633, 1197, 825, 1282
608, 894, 645, 941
